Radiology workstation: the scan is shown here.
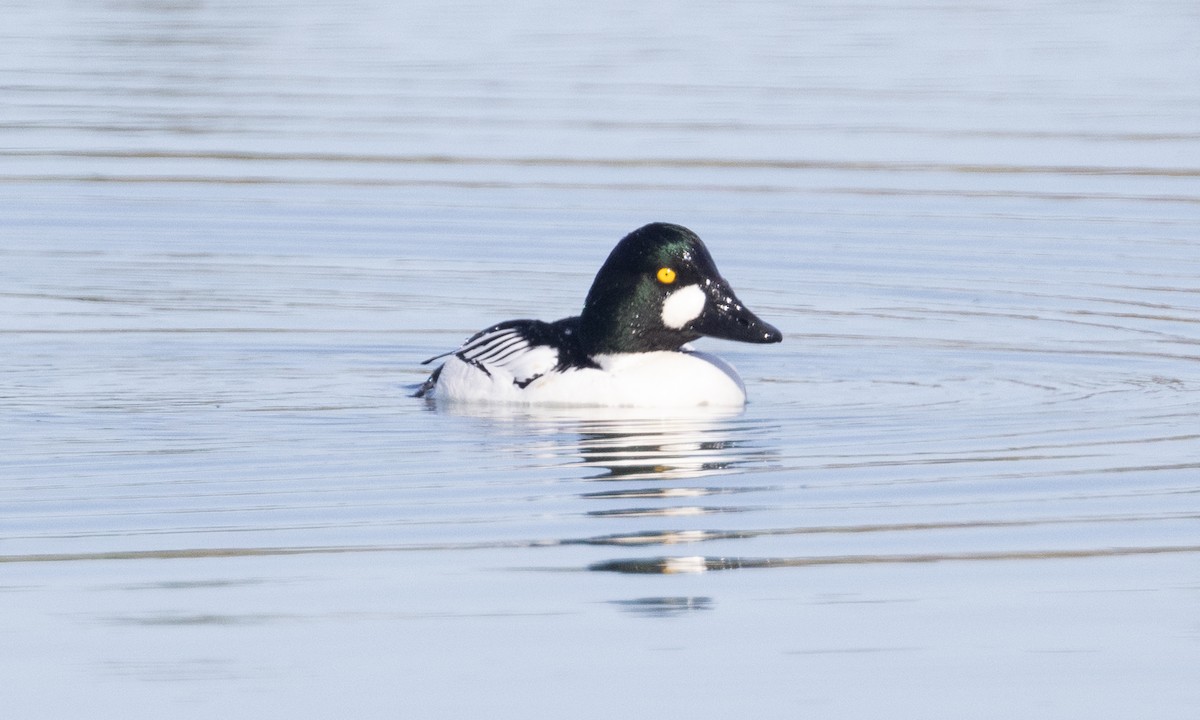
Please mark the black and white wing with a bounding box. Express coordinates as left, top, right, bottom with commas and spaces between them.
415, 319, 580, 397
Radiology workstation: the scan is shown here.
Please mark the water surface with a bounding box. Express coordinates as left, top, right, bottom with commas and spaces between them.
3, 1, 1199, 718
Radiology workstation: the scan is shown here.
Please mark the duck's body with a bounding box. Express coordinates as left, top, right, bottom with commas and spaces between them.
427, 321, 747, 406
416, 223, 781, 408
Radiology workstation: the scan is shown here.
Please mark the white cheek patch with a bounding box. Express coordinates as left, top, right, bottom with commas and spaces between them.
661, 283, 706, 329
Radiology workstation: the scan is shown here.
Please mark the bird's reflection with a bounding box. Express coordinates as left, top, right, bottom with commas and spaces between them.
428, 401, 780, 583
431, 402, 775, 484
609, 596, 714, 617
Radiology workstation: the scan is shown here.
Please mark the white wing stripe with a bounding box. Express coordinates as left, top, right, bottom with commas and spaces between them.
480, 341, 532, 365
465, 335, 527, 363
434, 321, 565, 390
459, 328, 519, 355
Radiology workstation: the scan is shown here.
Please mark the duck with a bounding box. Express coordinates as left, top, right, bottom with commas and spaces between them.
415, 222, 782, 407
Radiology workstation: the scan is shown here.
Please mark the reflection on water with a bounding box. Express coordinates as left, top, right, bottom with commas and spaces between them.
427, 400, 779, 573
432, 399, 774, 478
610, 596, 713, 616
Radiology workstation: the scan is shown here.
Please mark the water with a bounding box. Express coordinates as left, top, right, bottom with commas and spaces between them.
3, 1, 1199, 717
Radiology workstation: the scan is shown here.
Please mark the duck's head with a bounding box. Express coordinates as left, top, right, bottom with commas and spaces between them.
580, 222, 783, 354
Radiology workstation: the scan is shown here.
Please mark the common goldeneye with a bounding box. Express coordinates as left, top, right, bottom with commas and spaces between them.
415, 222, 782, 407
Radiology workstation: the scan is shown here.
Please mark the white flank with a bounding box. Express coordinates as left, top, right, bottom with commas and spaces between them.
660, 283, 705, 329
435, 346, 559, 403
435, 349, 747, 408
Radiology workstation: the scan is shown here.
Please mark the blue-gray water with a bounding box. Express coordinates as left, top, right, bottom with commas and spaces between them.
3, 1, 1199, 718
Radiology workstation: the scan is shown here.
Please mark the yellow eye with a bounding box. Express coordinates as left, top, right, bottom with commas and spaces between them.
656, 267, 677, 284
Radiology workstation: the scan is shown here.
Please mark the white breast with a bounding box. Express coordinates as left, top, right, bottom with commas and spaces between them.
433, 349, 748, 407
